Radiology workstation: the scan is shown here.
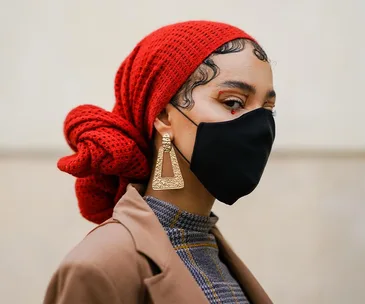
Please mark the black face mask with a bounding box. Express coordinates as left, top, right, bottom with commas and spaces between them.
173, 107, 276, 205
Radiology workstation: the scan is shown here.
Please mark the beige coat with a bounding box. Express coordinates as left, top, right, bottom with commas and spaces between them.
44, 184, 272, 304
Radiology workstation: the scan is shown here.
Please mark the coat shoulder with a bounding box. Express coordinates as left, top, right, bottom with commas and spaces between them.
44, 222, 150, 304
64, 221, 137, 267
63, 221, 147, 285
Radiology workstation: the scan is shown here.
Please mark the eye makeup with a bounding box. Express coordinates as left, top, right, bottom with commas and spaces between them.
218, 90, 246, 98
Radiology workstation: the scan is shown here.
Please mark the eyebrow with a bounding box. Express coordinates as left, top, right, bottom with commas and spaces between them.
219, 80, 276, 99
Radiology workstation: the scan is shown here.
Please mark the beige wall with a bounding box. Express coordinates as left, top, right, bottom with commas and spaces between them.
0, 154, 364, 304
1, 0, 365, 151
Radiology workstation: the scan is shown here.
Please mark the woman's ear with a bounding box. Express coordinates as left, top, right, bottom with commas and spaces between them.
154, 108, 174, 141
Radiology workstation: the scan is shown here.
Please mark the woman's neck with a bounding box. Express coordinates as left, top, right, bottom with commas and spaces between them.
144, 159, 215, 216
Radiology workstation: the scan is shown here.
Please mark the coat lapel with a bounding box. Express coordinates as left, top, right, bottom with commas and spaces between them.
112, 185, 209, 304
143, 254, 209, 304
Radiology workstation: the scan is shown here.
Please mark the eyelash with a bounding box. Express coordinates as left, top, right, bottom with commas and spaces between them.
223, 98, 245, 110
223, 97, 275, 115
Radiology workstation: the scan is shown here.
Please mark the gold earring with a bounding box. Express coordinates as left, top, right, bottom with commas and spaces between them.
152, 133, 184, 190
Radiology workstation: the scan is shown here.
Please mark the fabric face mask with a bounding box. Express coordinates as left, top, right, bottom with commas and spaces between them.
173, 107, 276, 205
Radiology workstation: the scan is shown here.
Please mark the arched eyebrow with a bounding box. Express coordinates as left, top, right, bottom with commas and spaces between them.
219, 80, 276, 99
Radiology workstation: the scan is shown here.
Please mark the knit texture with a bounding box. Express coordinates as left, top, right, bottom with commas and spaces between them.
57, 21, 255, 224
145, 196, 250, 304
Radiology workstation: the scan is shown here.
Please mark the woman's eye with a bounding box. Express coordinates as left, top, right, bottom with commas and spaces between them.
224, 99, 245, 110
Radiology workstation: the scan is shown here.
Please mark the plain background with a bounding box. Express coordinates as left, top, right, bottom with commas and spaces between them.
0, 0, 364, 303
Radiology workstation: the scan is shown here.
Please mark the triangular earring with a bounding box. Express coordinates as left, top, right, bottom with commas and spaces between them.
152, 133, 184, 190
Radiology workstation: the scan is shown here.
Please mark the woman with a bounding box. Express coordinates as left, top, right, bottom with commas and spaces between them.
44, 20, 276, 304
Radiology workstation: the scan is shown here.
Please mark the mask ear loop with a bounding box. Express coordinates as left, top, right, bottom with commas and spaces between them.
172, 142, 191, 165
170, 104, 199, 165
171, 104, 198, 126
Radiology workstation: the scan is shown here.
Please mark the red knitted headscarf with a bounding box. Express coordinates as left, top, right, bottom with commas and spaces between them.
58, 20, 255, 224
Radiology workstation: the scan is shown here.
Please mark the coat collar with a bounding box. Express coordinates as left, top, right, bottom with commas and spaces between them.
112, 184, 209, 303
112, 184, 272, 304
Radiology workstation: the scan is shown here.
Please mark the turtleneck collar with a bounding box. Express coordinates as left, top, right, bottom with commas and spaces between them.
144, 196, 218, 233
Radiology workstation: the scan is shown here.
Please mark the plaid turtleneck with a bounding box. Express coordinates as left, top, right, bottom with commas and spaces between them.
145, 196, 250, 304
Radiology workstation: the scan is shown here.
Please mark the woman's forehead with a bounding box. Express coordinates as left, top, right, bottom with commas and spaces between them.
210, 50, 274, 88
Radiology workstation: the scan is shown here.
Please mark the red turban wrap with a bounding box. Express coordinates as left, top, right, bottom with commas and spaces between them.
57, 20, 254, 223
